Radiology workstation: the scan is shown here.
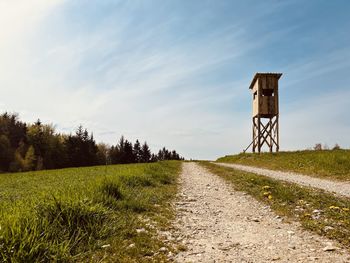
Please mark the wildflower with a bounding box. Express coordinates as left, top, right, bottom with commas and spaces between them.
263, 191, 271, 197
342, 208, 349, 212
262, 185, 271, 190
329, 206, 340, 210
268, 195, 273, 200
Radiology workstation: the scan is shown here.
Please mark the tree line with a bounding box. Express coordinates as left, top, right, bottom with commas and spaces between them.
0, 113, 184, 172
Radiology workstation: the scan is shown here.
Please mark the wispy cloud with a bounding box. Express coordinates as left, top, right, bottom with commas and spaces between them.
1, 1, 349, 159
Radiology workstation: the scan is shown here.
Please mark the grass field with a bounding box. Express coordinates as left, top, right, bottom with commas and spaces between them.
217, 150, 350, 181
201, 162, 350, 248
0, 161, 181, 262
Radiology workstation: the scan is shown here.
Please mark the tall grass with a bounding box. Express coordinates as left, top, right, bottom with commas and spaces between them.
217, 150, 350, 180
0, 161, 181, 262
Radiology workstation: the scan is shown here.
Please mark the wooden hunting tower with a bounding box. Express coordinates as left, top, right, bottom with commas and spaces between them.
247, 72, 282, 153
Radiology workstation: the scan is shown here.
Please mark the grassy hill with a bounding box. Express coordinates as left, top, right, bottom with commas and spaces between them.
0, 161, 181, 262
217, 150, 350, 181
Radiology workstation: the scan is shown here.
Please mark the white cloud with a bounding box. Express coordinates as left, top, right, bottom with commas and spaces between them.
0, 1, 349, 160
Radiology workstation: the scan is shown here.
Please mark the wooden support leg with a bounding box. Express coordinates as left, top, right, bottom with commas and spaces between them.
250, 115, 279, 153
252, 117, 256, 153
269, 118, 273, 153
257, 117, 261, 153
276, 116, 280, 152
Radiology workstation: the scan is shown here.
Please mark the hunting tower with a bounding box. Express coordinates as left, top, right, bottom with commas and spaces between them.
246, 72, 282, 153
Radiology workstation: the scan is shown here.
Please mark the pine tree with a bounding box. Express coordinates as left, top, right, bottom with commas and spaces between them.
76, 125, 84, 138
150, 153, 158, 162
133, 140, 141, 163
124, 139, 134, 163
140, 142, 151, 163
157, 149, 163, 161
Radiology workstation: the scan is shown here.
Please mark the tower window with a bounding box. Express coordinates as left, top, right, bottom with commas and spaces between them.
262, 89, 274, 96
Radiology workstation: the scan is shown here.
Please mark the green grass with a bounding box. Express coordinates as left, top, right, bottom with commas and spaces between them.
217, 149, 350, 181
0, 161, 181, 262
201, 162, 350, 248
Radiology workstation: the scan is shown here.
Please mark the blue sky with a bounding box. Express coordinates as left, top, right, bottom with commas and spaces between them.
1, 0, 350, 159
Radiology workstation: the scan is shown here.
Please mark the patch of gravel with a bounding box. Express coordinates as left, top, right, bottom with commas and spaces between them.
216, 163, 350, 198
172, 162, 350, 263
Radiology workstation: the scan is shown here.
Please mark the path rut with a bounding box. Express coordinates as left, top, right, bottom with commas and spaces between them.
173, 162, 350, 263
215, 163, 350, 198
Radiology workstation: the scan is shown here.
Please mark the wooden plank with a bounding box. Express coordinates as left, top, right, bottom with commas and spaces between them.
248, 73, 281, 152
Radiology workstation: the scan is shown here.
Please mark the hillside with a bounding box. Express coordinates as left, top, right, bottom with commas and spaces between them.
217, 150, 350, 181
0, 161, 181, 262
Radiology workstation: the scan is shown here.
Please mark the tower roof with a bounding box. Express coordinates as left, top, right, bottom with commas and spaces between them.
249, 72, 282, 89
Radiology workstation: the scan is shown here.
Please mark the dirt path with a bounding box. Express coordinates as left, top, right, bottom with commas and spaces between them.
215, 163, 350, 198
173, 162, 349, 262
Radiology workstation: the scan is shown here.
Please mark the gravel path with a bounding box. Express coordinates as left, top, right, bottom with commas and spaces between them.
173, 162, 350, 263
215, 163, 350, 198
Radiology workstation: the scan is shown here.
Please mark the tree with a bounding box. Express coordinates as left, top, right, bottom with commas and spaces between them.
150, 153, 158, 162
65, 126, 98, 167
109, 145, 119, 164
0, 113, 27, 149
11, 150, 24, 172
23, 146, 36, 171
157, 149, 163, 161
0, 112, 185, 172
109, 136, 135, 164
333, 143, 341, 150
314, 143, 322, 151
171, 150, 180, 160
0, 135, 13, 171
123, 139, 134, 163
27, 122, 67, 169
116, 136, 126, 163
97, 143, 110, 165
156, 147, 183, 161
133, 140, 141, 163
140, 142, 151, 163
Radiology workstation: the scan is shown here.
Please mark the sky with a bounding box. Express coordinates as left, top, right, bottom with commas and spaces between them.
1, 0, 350, 160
